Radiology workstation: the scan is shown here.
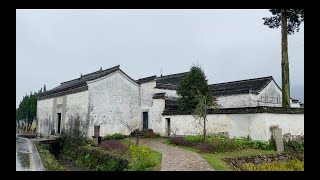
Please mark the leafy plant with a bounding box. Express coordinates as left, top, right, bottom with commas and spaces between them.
195, 142, 215, 153
127, 145, 157, 171
184, 135, 204, 143
76, 145, 129, 171
169, 137, 196, 147
36, 143, 65, 171
284, 136, 304, 153
99, 140, 128, 155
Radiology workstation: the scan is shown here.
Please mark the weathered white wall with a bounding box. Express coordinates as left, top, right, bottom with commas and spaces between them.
65, 91, 89, 136
217, 94, 255, 108
140, 81, 157, 110
37, 91, 89, 137
257, 80, 282, 107
37, 98, 54, 137
264, 114, 304, 139
88, 71, 140, 137
147, 99, 166, 132
162, 113, 304, 140
139, 81, 177, 132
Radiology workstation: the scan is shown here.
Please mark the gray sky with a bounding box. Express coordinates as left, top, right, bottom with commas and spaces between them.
16, 9, 304, 108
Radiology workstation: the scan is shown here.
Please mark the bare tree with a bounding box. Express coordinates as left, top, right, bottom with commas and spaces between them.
121, 100, 141, 145
193, 90, 218, 142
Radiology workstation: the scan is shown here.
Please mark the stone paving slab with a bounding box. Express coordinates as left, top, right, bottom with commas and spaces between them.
139, 138, 214, 171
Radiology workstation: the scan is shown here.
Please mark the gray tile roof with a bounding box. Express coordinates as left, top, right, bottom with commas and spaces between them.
209, 76, 278, 96
37, 65, 120, 100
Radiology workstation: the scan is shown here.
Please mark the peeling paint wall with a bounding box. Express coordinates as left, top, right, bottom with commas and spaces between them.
257, 80, 282, 107
139, 81, 177, 132
88, 71, 140, 137
65, 91, 89, 137
216, 94, 254, 108
162, 113, 304, 140
37, 91, 89, 137
37, 98, 54, 137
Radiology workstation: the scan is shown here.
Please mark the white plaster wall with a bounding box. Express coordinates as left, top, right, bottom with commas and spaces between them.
147, 99, 166, 133
88, 71, 140, 137
264, 114, 304, 139
217, 94, 255, 108
162, 113, 304, 141
140, 81, 157, 110
65, 91, 89, 137
37, 98, 54, 137
257, 80, 282, 107
139, 81, 177, 132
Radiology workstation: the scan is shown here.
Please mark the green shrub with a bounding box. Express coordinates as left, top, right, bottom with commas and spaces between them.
76, 145, 129, 171
36, 143, 64, 171
103, 133, 127, 140
284, 136, 304, 153
127, 145, 157, 171
184, 135, 204, 143
241, 159, 304, 171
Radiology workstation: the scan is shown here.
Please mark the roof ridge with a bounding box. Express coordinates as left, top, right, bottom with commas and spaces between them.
156, 71, 189, 79
137, 75, 157, 80
209, 76, 273, 86
61, 65, 120, 84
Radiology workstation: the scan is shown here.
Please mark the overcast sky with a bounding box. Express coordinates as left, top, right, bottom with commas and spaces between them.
16, 9, 304, 108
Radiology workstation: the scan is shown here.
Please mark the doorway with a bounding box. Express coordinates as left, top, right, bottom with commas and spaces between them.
57, 113, 61, 134
166, 118, 171, 136
142, 112, 148, 130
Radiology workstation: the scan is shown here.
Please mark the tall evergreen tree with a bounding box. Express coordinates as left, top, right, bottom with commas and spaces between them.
177, 65, 212, 112
263, 9, 304, 108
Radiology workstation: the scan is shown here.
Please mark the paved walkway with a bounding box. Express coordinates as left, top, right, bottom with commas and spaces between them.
139, 138, 214, 171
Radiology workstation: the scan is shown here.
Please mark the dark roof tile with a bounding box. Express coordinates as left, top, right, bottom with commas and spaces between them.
37, 65, 120, 99
209, 76, 276, 96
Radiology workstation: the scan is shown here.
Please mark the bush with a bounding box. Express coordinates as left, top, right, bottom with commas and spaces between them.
59, 132, 88, 158
103, 133, 126, 140
127, 145, 157, 171
76, 145, 129, 171
284, 136, 304, 153
169, 137, 196, 147
195, 142, 215, 153
241, 159, 304, 171
99, 140, 128, 155
184, 135, 204, 143
36, 143, 65, 171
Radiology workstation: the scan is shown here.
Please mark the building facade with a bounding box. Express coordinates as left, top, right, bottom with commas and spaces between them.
36, 65, 303, 140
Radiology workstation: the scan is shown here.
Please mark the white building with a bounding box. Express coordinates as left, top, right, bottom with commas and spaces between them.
36, 65, 304, 140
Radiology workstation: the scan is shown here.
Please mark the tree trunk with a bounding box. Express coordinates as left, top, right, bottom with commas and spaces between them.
281, 9, 290, 109
203, 116, 207, 142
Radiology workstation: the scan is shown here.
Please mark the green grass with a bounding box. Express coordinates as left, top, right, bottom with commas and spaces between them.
35, 143, 65, 171
147, 150, 162, 171
201, 149, 277, 171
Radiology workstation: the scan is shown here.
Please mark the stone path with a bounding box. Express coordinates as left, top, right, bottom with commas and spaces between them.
139, 138, 214, 171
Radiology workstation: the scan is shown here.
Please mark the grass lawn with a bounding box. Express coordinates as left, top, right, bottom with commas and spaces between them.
164, 140, 277, 171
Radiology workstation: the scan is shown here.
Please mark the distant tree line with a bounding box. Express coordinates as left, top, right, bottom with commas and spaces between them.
16, 85, 46, 132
